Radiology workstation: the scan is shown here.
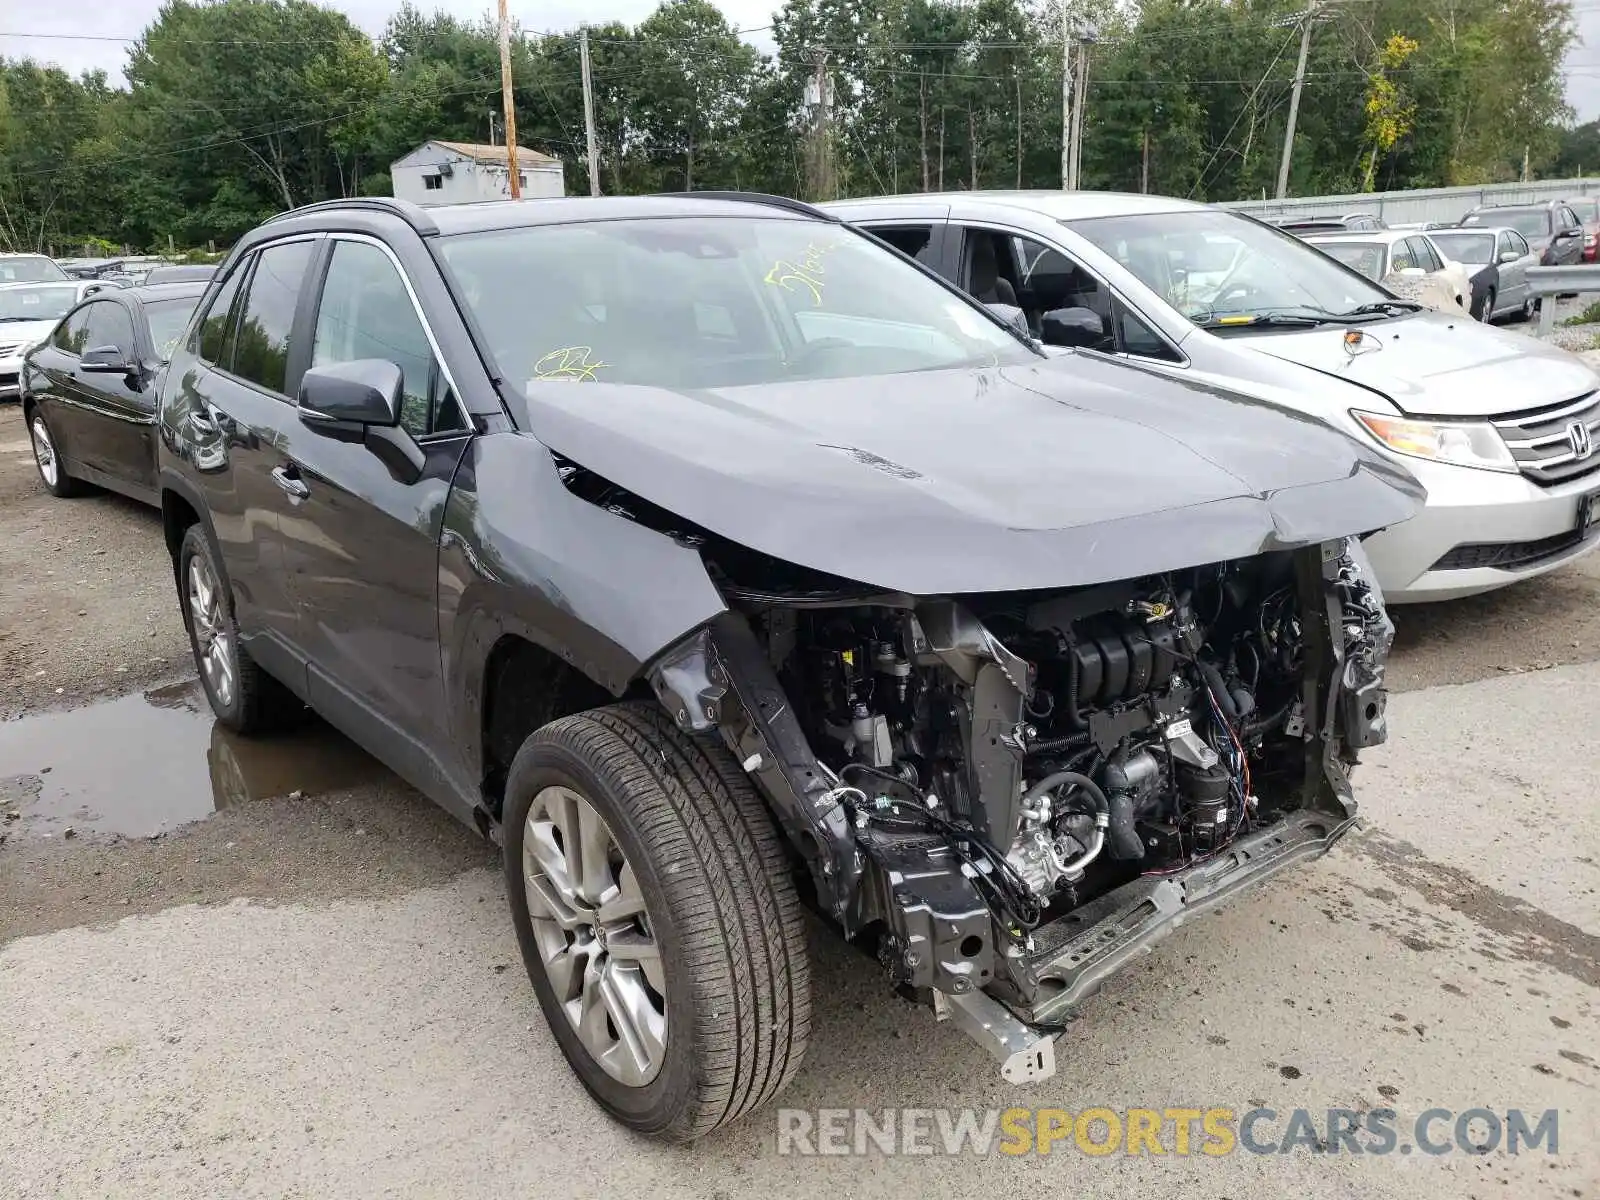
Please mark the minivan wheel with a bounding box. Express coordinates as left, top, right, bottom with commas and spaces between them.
177, 524, 302, 734
28, 409, 80, 498
502, 702, 811, 1142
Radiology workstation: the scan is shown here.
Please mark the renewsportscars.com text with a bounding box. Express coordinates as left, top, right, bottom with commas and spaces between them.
776, 1106, 1561, 1158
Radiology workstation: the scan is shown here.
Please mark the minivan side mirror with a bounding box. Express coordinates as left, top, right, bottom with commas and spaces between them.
80, 345, 131, 373
1040, 307, 1106, 348
297, 359, 402, 428
984, 301, 1031, 339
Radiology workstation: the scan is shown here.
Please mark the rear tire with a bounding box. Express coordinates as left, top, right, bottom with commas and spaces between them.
27, 407, 81, 498
503, 701, 810, 1142
177, 524, 303, 734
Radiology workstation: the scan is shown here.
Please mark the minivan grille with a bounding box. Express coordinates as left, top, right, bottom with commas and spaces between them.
1491, 391, 1600, 487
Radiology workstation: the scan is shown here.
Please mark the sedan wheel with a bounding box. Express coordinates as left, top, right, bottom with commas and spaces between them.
522, 784, 666, 1087
187, 552, 237, 711
28, 411, 80, 498
1479, 289, 1496, 323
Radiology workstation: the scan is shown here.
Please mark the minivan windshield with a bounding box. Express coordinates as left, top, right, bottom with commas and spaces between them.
1427, 230, 1496, 264
437, 216, 1036, 390
1462, 207, 1550, 239
0, 284, 78, 322
1070, 208, 1395, 328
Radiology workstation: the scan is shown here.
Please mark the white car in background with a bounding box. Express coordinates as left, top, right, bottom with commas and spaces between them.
0, 279, 119, 401
1301, 229, 1473, 316
824, 191, 1600, 603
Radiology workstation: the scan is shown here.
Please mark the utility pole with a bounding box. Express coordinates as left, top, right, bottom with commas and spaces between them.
1069, 36, 1090, 188
580, 28, 602, 196
1142, 127, 1150, 193
496, 0, 520, 200
803, 47, 835, 201
1274, 8, 1313, 200
488, 110, 497, 147
1060, 3, 1075, 189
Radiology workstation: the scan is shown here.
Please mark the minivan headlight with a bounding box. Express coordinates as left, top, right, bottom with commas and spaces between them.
1352, 410, 1518, 473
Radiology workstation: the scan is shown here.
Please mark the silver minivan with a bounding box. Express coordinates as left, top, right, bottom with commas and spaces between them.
824, 191, 1600, 603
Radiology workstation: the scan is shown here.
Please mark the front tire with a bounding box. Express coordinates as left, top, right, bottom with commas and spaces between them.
503, 702, 811, 1142
27, 407, 81, 498
177, 524, 301, 734
1478, 288, 1496, 322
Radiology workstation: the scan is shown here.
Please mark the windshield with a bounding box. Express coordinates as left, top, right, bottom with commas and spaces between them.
1463, 208, 1549, 238
0, 256, 67, 284
0, 284, 79, 323
1427, 231, 1496, 264
437, 216, 1034, 390
1308, 240, 1388, 281
145, 297, 201, 361
1070, 208, 1393, 327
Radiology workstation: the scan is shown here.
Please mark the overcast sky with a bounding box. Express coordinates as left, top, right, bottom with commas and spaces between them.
6, 0, 1600, 122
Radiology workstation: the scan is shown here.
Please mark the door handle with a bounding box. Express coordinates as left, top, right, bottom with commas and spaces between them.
271, 464, 310, 503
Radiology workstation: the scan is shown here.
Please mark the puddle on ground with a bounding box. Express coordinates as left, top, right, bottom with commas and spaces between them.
0, 680, 387, 840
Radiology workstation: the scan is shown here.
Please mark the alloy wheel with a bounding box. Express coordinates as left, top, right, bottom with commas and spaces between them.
30, 416, 57, 488
522, 785, 666, 1087
186, 552, 236, 709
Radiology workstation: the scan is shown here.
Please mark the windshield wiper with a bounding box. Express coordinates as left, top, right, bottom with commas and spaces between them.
1340, 299, 1425, 318
1194, 310, 1331, 330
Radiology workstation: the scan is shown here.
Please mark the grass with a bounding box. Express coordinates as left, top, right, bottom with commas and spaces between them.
1562, 299, 1600, 326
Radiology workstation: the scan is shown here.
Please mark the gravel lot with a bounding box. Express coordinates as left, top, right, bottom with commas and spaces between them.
0, 385, 1597, 1197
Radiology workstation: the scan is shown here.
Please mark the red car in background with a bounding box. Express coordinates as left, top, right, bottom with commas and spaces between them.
1563, 196, 1600, 260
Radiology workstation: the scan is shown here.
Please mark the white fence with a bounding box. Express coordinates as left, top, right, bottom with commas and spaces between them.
1227, 178, 1600, 226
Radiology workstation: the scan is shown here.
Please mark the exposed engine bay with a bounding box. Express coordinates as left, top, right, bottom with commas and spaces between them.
585, 460, 1394, 1080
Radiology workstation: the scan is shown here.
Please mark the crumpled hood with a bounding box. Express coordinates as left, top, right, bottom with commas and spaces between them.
1245, 309, 1599, 417
0, 318, 57, 356
516, 354, 1424, 594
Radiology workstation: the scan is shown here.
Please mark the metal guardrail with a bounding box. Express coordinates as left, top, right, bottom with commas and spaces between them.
1530, 265, 1600, 336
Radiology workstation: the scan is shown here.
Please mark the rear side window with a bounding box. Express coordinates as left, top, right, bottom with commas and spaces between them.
196, 267, 245, 367
233, 240, 315, 395
868, 225, 937, 264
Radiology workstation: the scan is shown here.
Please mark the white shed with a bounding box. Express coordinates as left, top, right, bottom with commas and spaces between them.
390, 140, 566, 206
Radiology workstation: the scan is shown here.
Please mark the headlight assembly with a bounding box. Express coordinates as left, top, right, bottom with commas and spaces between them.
1352, 410, 1518, 473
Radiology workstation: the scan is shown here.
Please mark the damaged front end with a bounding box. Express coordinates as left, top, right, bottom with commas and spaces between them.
647, 536, 1393, 1082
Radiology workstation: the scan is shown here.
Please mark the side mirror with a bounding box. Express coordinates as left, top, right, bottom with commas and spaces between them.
297, 359, 402, 428
80, 345, 130, 373
1040, 307, 1106, 348
1397, 266, 1426, 277
984, 301, 1031, 339
1499, 250, 1520, 263
298, 359, 423, 486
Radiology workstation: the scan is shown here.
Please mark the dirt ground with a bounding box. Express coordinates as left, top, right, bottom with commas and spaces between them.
0, 406, 191, 719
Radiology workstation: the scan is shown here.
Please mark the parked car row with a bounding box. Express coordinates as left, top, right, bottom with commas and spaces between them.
4, 190, 1596, 1143
1270, 197, 1600, 325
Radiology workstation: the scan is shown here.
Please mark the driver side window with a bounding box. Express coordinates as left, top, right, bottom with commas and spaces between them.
960, 229, 1177, 362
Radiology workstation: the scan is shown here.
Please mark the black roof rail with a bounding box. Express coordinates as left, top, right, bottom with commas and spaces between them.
652, 190, 839, 222
262, 196, 439, 235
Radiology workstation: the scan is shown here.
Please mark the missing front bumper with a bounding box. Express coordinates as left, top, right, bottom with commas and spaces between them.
939, 808, 1354, 1080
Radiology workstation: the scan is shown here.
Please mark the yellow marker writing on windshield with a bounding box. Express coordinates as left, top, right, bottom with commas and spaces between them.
534, 346, 608, 382
764, 241, 836, 307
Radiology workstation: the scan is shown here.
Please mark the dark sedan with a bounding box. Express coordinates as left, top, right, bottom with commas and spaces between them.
21, 281, 206, 505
